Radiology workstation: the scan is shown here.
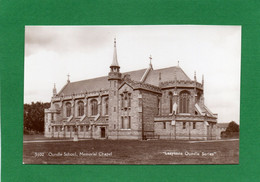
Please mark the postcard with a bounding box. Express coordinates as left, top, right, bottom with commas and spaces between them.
23, 25, 240, 164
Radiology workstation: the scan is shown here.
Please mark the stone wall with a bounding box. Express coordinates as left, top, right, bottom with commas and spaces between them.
154, 121, 215, 140
141, 90, 159, 132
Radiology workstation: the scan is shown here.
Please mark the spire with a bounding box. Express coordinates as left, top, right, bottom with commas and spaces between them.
194, 71, 197, 81
110, 38, 120, 68
53, 83, 57, 96
177, 60, 180, 67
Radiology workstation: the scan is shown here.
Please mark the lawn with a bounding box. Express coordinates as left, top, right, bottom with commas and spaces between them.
23, 136, 239, 165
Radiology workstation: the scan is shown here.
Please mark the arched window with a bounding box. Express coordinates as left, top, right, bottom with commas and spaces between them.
169, 92, 173, 113
91, 99, 98, 115
78, 101, 84, 116
66, 102, 71, 117
104, 98, 109, 115
179, 91, 190, 113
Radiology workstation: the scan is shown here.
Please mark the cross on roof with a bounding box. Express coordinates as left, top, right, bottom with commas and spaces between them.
149, 55, 152, 64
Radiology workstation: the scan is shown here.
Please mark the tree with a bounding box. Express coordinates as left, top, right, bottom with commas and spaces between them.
226, 121, 239, 133
24, 102, 50, 133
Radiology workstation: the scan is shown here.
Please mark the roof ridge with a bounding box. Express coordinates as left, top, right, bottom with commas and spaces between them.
152, 66, 179, 71
68, 68, 147, 84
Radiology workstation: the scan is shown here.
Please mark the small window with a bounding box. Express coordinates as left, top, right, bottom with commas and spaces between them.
51, 113, 54, 120
193, 122, 196, 129
114, 124, 116, 129
163, 122, 166, 129
183, 122, 186, 129
114, 107, 116, 112
114, 91, 116, 96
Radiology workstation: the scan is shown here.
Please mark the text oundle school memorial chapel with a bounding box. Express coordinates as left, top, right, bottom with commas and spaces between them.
45, 39, 218, 140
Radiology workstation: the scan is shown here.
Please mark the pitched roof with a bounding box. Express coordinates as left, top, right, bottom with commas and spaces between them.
144, 66, 191, 86
57, 66, 190, 96
58, 69, 146, 96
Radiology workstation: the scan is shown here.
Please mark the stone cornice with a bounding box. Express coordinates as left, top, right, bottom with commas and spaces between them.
154, 114, 217, 122
52, 90, 109, 101
159, 80, 203, 90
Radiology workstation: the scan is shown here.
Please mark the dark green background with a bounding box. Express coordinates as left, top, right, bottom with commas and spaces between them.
1, 0, 260, 181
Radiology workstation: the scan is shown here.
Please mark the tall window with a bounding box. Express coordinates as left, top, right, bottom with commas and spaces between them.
105, 98, 109, 115
78, 101, 84, 116
128, 116, 131, 129
121, 116, 124, 129
121, 116, 131, 129
128, 93, 131, 107
180, 91, 190, 113
169, 92, 173, 113
121, 94, 124, 108
91, 99, 98, 115
157, 97, 161, 115
121, 92, 131, 109
66, 102, 71, 117
124, 94, 128, 107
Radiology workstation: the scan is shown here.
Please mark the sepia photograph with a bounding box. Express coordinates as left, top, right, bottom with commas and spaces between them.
23, 25, 241, 164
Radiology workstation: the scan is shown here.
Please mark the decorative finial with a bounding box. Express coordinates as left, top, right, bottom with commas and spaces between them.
149, 54, 152, 64
114, 38, 116, 47
178, 60, 179, 67
110, 38, 120, 68
202, 74, 204, 86
194, 71, 197, 81
67, 74, 70, 83
53, 83, 57, 96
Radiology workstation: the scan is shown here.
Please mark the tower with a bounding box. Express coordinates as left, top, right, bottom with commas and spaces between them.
108, 38, 121, 81
108, 38, 122, 139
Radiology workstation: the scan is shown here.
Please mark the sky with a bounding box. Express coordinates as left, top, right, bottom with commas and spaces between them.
24, 25, 241, 124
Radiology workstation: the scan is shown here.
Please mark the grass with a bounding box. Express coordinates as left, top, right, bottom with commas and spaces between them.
23, 136, 239, 165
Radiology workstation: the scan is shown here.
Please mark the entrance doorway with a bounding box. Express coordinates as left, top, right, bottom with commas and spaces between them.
101, 127, 106, 138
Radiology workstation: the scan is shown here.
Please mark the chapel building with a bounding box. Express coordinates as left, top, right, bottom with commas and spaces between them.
44, 39, 218, 140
